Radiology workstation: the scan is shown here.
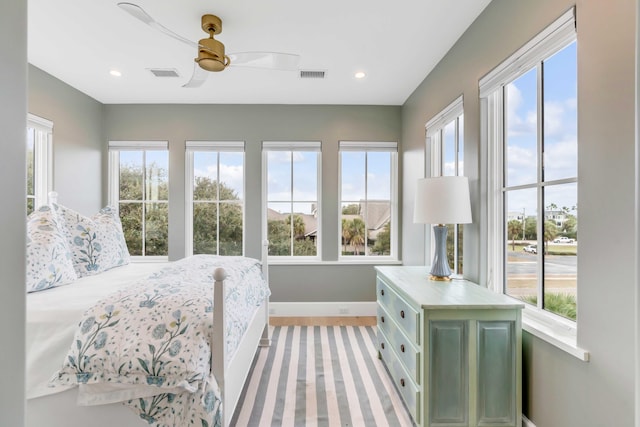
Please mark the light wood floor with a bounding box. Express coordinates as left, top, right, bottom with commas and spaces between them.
269, 316, 376, 326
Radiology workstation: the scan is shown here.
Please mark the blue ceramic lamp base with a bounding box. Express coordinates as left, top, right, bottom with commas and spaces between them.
430, 224, 452, 281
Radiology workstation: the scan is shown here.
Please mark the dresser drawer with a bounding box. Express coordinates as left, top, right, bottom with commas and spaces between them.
378, 328, 420, 423
377, 277, 420, 345
377, 303, 420, 384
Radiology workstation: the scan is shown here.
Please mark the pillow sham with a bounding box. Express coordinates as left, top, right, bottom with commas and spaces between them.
55, 204, 130, 277
26, 205, 77, 293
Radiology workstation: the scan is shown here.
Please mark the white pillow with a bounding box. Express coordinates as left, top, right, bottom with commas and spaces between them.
26, 205, 77, 292
55, 204, 131, 277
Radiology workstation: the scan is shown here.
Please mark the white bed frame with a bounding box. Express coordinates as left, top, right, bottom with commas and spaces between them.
27, 193, 270, 427
212, 240, 271, 426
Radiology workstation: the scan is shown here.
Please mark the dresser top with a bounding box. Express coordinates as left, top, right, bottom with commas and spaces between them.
375, 266, 524, 310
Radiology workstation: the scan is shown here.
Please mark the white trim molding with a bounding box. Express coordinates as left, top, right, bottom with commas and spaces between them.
268, 301, 377, 317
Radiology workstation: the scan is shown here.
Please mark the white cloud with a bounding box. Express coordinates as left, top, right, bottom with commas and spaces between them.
506, 84, 537, 137
506, 145, 536, 186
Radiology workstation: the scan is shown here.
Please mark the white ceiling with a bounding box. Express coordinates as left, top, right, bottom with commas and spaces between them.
28, 0, 491, 105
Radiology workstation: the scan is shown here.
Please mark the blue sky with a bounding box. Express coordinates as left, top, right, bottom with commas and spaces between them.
505, 41, 577, 218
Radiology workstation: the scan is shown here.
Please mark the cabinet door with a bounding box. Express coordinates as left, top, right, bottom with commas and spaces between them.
429, 321, 468, 426
476, 321, 516, 426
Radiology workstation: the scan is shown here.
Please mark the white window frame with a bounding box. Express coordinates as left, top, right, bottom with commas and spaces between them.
108, 140, 169, 261
262, 141, 322, 262
27, 113, 53, 212
480, 7, 587, 360
426, 96, 464, 275
185, 141, 245, 257
338, 141, 399, 262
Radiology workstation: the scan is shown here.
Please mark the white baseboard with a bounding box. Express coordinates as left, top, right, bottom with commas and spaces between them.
522, 415, 536, 427
269, 301, 377, 317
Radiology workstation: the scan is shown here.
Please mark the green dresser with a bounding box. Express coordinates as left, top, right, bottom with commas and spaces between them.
375, 266, 523, 427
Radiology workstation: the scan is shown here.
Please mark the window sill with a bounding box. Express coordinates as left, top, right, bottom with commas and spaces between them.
521, 306, 589, 361
267, 259, 402, 266
130, 256, 169, 263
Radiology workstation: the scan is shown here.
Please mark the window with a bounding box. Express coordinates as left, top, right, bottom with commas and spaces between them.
481, 9, 577, 321
339, 141, 398, 259
426, 96, 465, 274
185, 141, 244, 256
108, 141, 169, 258
26, 114, 52, 215
263, 141, 321, 259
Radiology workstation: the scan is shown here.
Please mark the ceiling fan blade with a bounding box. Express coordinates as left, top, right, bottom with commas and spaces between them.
117, 2, 197, 49
182, 62, 209, 88
228, 52, 300, 71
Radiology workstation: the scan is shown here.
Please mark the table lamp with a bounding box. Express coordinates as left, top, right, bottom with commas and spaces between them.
413, 176, 472, 281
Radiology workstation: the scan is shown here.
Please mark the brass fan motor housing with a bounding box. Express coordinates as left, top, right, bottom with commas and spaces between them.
196, 37, 230, 72
196, 14, 230, 72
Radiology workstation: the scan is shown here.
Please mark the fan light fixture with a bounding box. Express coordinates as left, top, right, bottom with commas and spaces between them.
196, 15, 230, 72
117, 2, 301, 88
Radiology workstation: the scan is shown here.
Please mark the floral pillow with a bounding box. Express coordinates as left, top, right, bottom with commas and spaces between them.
55, 204, 131, 277
26, 205, 77, 292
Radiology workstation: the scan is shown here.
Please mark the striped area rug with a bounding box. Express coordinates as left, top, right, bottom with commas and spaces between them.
231, 325, 414, 427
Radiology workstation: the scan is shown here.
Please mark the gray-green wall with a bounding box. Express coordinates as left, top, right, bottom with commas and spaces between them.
103, 104, 401, 301
401, 0, 636, 425
0, 1, 26, 425
28, 65, 104, 214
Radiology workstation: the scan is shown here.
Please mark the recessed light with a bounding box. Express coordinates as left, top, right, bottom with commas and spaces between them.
354, 71, 366, 79
110, 69, 122, 77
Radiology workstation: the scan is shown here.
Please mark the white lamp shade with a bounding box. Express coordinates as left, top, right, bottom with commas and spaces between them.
413, 176, 472, 224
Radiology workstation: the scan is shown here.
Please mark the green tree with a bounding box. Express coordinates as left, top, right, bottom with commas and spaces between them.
507, 219, 522, 251
525, 217, 537, 240
348, 217, 366, 255
294, 238, 317, 256
192, 177, 243, 255
342, 204, 360, 215
267, 214, 316, 256
562, 215, 578, 240
118, 163, 169, 256
371, 222, 391, 255
543, 220, 558, 254
560, 205, 578, 240
341, 218, 352, 254
267, 219, 291, 255
286, 214, 306, 239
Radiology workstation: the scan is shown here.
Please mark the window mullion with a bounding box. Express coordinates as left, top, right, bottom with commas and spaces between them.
364, 152, 369, 253
290, 151, 295, 256
537, 61, 545, 310
216, 153, 221, 256
141, 151, 147, 256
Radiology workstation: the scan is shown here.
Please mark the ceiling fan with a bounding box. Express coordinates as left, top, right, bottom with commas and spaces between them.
117, 2, 300, 88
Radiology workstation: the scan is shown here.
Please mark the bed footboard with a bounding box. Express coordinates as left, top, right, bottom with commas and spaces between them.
211, 239, 271, 426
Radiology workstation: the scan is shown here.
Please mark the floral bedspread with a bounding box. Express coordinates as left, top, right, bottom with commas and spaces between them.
50, 255, 270, 427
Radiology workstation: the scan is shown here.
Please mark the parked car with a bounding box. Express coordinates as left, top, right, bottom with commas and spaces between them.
553, 236, 575, 243
523, 244, 537, 254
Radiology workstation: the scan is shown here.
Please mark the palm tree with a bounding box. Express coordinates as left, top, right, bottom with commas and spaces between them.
507, 219, 522, 251
349, 217, 366, 255
341, 218, 352, 254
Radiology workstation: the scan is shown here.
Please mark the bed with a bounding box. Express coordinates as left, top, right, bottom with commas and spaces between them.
25, 197, 270, 427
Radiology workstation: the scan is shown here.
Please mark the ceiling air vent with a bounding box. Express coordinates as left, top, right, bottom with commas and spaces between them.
147, 68, 180, 78
299, 70, 326, 79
